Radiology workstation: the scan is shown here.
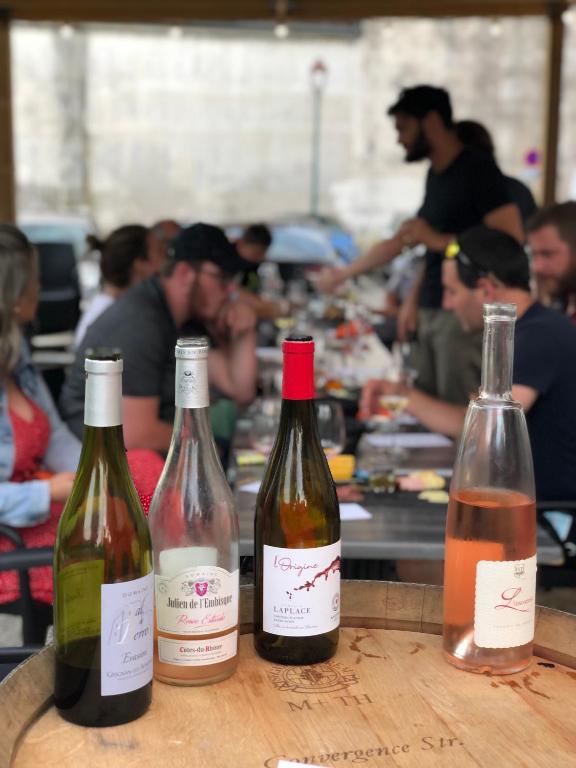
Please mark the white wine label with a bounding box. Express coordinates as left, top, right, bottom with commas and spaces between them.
474, 554, 537, 648
175, 357, 209, 409
57, 559, 104, 643
263, 541, 341, 636
155, 566, 239, 635
100, 572, 154, 696
158, 630, 238, 666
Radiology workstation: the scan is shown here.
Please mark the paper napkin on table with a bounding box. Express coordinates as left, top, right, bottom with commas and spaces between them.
339, 503, 372, 521
238, 481, 262, 494
365, 432, 453, 449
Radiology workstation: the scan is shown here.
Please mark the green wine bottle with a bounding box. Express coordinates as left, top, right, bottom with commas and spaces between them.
254, 335, 341, 665
53, 351, 154, 726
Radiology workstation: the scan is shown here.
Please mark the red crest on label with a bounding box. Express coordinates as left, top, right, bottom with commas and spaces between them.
195, 582, 208, 597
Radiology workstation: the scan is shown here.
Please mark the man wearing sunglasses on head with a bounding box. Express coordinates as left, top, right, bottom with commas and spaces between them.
361, 225, 576, 502
61, 223, 257, 452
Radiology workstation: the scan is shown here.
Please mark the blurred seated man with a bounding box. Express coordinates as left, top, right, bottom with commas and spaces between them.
231, 224, 289, 320
527, 201, 576, 320
61, 223, 257, 451
361, 225, 576, 502
75, 224, 168, 348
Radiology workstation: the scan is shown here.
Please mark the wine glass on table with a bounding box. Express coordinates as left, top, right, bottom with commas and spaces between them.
249, 397, 282, 456
316, 400, 346, 457
365, 389, 410, 472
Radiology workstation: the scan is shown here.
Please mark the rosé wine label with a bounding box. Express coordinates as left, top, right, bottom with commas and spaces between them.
263, 541, 341, 636
474, 554, 537, 648
155, 566, 239, 635
158, 631, 238, 666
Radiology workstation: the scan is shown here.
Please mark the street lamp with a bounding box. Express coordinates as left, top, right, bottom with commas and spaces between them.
309, 59, 328, 217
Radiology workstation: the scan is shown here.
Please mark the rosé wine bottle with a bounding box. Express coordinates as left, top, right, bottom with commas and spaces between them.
443, 304, 537, 675
148, 338, 239, 686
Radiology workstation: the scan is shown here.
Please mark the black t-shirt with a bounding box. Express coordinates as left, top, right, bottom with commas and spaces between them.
60, 276, 206, 439
505, 176, 537, 226
418, 147, 510, 308
513, 302, 576, 500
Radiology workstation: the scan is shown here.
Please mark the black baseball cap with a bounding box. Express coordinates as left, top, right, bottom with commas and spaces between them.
446, 225, 531, 291
171, 223, 240, 276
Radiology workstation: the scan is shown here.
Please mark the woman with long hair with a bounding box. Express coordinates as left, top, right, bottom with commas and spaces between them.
0, 224, 80, 527
0, 224, 165, 611
0, 224, 81, 611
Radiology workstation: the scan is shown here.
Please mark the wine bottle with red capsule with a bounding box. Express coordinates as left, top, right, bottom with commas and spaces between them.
254, 335, 341, 665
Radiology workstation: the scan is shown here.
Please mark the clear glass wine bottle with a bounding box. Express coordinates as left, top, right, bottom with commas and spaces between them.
443, 303, 537, 674
148, 337, 239, 686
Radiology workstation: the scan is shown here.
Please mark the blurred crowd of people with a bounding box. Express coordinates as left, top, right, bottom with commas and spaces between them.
2, 81, 576, 554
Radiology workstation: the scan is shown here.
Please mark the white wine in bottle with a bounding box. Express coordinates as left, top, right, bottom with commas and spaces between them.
254, 335, 341, 665
53, 351, 154, 726
148, 337, 239, 686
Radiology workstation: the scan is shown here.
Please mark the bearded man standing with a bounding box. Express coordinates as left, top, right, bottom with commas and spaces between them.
318, 85, 523, 404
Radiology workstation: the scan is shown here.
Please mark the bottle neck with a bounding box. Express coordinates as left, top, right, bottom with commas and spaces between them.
173, 351, 217, 443
175, 356, 209, 409
80, 424, 127, 459
173, 404, 215, 445
84, 370, 123, 427
479, 316, 515, 400
82, 369, 127, 456
282, 349, 314, 400
278, 398, 319, 439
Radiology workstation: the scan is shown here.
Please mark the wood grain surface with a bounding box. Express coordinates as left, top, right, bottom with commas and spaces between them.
2, 581, 576, 768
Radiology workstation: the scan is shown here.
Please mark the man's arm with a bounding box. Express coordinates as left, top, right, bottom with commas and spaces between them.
207, 300, 258, 406
484, 203, 524, 244
511, 384, 538, 412
398, 200, 524, 255
394, 382, 537, 435
360, 380, 539, 442
360, 379, 466, 438
409, 382, 537, 435
317, 234, 403, 292
208, 331, 257, 406
397, 261, 425, 342
123, 396, 173, 451
405, 387, 466, 438
237, 287, 289, 321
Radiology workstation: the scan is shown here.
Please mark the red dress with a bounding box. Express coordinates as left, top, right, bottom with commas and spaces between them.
0, 399, 165, 605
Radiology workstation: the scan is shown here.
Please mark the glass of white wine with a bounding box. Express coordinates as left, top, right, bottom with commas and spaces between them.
316, 400, 346, 457
378, 395, 408, 467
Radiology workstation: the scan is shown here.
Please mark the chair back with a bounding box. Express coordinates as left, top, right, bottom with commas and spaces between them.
34, 242, 81, 334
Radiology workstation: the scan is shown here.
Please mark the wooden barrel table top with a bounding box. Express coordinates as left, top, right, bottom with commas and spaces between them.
2, 581, 576, 768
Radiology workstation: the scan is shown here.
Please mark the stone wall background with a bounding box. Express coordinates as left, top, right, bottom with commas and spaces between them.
12, 16, 570, 238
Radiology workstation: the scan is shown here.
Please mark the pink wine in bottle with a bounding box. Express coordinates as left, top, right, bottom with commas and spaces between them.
443, 304, 537, 674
